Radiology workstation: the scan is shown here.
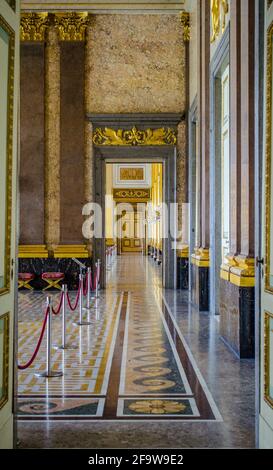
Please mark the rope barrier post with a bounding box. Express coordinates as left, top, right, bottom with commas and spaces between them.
56, 285, 77, 350
83, 267, 92, 312
95, 259, 101, 299
36, 296, 63, 378
75, 273, 91, 326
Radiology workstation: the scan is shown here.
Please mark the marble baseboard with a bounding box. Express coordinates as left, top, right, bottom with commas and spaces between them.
191, 264, 209, 312
18, 257, 92, 290
177, 257, 189, 290
219, 279, 255, 359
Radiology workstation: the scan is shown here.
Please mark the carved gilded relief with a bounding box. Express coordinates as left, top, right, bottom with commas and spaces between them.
20, 12, 91, 42
180, 11, 190, 42
93, 127, 177, 146
113, 189, 151, 202
211, 0, 229, 43
120, 168, 144, 181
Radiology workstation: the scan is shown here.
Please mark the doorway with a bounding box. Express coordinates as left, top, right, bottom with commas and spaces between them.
104, 162, 163, 282
94, 145, 176, 290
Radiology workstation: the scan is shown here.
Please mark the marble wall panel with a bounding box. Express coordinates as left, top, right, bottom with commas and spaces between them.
220, 279, 255, 358
60, 42, 85, 244
20, 44, 45, 244
88, 14, 186, 113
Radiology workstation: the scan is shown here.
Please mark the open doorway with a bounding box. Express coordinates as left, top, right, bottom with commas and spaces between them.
104, 163, 163, 285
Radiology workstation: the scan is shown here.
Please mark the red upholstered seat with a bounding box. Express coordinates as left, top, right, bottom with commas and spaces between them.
42, 272, 64, 280
18, 273, 34, 280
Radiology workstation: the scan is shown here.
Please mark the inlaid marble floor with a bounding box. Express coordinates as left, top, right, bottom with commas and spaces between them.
17, 255, 255, 447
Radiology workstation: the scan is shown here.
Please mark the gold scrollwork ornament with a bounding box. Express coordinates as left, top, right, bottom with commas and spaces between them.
93, 127, 177, 146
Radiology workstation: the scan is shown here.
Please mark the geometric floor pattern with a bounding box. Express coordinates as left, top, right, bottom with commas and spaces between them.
17, 255, 222, 422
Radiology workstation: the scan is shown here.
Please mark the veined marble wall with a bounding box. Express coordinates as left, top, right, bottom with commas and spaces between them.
19, 13, 186, 247
188, 0, 198, 107
20, 44, 45, 244
88, 14, 186, 113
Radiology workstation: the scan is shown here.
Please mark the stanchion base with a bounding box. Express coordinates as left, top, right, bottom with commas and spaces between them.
74, 321, 92, 326
54, 344, 78, 350
35, 371, 63, 378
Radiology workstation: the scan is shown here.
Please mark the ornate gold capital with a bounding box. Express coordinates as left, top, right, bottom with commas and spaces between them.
93, 127, 177, 146
180, 11, 190, 42
20, 13, 49, 42
54, 12, 92, 41
20, 12, 92, 42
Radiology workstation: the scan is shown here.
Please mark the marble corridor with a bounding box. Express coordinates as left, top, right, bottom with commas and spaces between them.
17, 255, 255, 448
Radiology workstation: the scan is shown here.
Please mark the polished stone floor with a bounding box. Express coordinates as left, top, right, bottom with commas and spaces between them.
17, 254, 255, 448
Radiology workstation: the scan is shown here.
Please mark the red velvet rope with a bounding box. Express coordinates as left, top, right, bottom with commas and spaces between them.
18, 306, 49, 370
66, 281, 81, 311
52, 291, 64, 315
89, 269, 93, 291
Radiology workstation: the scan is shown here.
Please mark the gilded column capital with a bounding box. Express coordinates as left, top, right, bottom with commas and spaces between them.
180, 11, 190, 42
20, 12, 49, 42
20, 12, 92, 42
211, 0, 229, 44
54, 12, 92, 41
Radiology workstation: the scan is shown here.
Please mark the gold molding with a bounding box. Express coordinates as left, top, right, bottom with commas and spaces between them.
20, 12, 92, 42
18, 244, 91, 258
265, 21, 273, 294
93, 127, 177, 146
0, 312, 9, 411
220, 255, 255, 287
191, 248, 210, 267
180, 11, 190, 42
177, 245, 189, 259
113, 188, 151, 202
211, 0, 229, 44
0, 17, 15, 297
264, 311, 273, 409
53, 245, 90, 258
18, 245, 49, 258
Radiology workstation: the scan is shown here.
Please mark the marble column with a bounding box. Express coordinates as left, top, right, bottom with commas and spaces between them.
44, 26, 60, 252
176, 120, 189, 289
191, 0, 210, 310
84, 26, 94, 256
219, 0, 255, 359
